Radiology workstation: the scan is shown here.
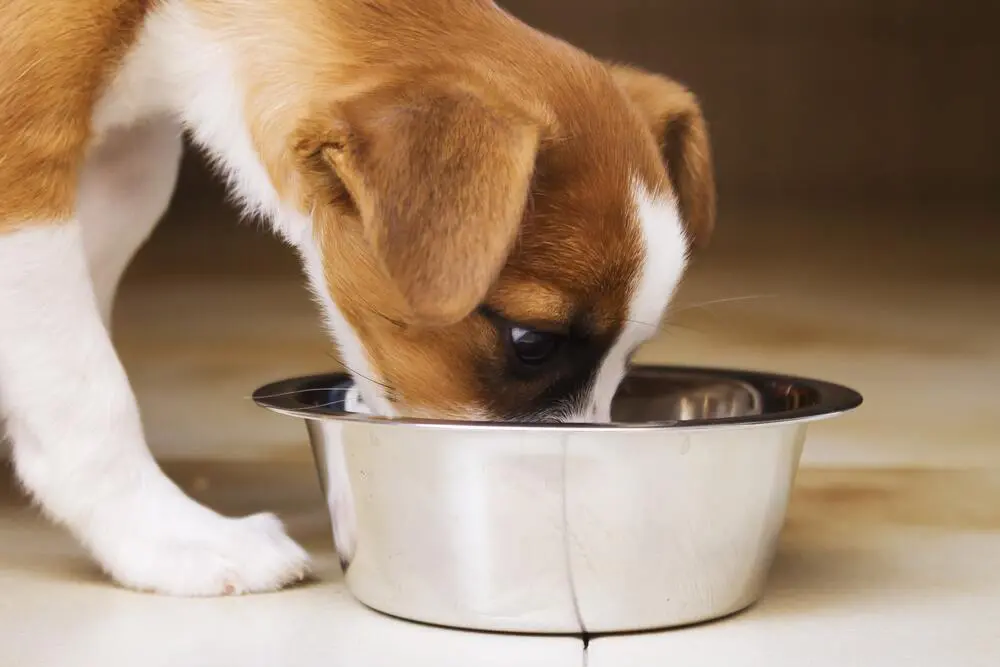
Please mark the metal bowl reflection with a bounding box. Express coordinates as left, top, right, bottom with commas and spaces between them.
254, 365, 861, 634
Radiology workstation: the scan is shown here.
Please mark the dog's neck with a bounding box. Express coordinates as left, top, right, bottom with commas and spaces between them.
107, 0, 546, 227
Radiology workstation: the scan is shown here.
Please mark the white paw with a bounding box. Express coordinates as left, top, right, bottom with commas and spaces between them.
89, 497, 310, 596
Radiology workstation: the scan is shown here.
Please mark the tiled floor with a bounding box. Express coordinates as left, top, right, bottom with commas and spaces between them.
0, 461, 584, 667
2, 184, 998, 665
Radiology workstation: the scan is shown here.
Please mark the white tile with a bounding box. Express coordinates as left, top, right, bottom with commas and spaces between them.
0, 557, 583, 667
589, 527, 1000, 666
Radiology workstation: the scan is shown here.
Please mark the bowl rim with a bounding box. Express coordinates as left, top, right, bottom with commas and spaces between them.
251, 364, 863, 432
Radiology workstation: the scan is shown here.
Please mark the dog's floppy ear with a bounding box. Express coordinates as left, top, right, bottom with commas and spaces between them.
301, 84, 538, 326
609, 65, 716, 249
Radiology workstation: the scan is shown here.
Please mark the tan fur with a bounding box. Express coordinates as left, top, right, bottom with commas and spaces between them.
0, 0, 715, 418
0, 0, 153, 226
607, 64, 717, 248
297, 81, 541, 325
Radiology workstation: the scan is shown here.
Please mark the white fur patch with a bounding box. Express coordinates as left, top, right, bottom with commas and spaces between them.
297, 241, 397, 417
0, 223, 308, 595
573, 181, 688, 422
104, 3, 310, 244
0, 6, 312, 594
79, 117, 184, 324
97, 2, 390, 415
130, 4, 392, 414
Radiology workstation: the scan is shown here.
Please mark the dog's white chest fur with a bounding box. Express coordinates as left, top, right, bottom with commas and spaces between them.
96, 3, 390, 414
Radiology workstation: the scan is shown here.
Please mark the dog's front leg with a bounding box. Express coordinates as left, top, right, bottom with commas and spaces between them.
0, 220, 309, 596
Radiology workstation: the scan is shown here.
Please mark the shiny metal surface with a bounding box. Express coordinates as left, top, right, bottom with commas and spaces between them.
254, 366, 861, 634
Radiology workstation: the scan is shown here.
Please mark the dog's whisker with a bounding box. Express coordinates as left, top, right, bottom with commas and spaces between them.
660, 321, 709, 336
247, 386, 398, 404
308, 398, 356, 410
602, 294, 778, 333
247, 386, 349, 400
324, 352, 396, 392
669, 293, 778, 315
249, 359, 398, 404
620, 317, 661, 330
340, 365, 398, 399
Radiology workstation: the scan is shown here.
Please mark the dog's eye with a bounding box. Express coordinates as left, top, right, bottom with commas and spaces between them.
477, 306, 568, 373
507, 326, 561, 366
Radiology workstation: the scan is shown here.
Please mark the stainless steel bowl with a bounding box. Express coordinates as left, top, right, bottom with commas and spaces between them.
254, 365, 861, 634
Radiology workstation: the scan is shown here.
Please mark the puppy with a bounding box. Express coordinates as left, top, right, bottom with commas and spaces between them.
0, 0, 714, 595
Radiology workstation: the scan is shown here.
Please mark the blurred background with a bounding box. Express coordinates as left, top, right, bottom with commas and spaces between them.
114, 0, 998, 467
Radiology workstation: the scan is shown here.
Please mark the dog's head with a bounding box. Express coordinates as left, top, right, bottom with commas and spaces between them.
289, 24, 714, 422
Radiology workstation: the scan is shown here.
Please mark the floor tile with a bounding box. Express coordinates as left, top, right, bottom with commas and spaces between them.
588, 468, 1000, 667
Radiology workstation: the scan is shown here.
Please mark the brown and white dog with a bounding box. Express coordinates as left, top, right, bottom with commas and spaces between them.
0, 0, 714, 595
